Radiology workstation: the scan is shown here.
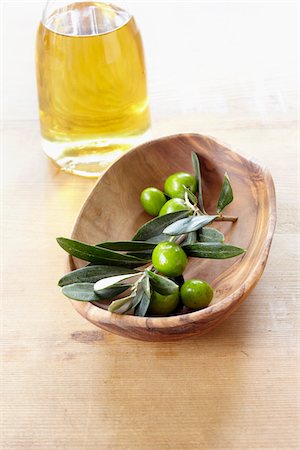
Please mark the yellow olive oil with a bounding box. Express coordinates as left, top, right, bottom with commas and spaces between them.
36, 2, 150, 176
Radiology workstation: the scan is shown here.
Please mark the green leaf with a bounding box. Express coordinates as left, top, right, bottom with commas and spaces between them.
183, 242, 246, 259
94, 273, 140, 293
94, 284, 132, 300
147, 271, 179, 295
184, 231, 198, 244
132, 210, 190, 241
132, 274, 152, 316
62, 283, 100, 302
58, 265, 138, 287
217, 173, 233, 213
108, 295, 133, 314
146, 234, 170, 244
131, 288, 145, 309
127, 235, 169, 257
191, 152, 205, 213
136, 292, 150, 317
57, 238, 148, 268
198, 228, 225, 243
126, 250, 153, 260
163, 215, 217, 235
96, 241, 156, 252
142, 274, 151, 298
183, 185, 198, 205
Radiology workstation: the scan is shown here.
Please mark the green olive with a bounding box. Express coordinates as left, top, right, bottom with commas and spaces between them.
180, 279, 213, 310
148, 290, 179, 316
152, 241, 187, 277
159, 198, 189, 216
140, 187, 167, 216
164, 172, 197, 199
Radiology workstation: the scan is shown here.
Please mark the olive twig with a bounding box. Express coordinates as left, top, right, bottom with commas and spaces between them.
174, 234, 188, 245
189, 197, 237, 222
215, 215, 238, 223
184, 191, 200, 214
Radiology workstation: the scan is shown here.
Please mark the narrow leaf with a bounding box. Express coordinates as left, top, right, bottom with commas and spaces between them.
217, 173, 233, 213
163, 215, 217, 235
198, 228, 225, 243
94, 284, 132, 300
183, 185, 198, 205
146, 234, 170, 244
136, 292, 150, 317
184, 231, 198, 244
131, 288, 145, 309
191, 152, 205, 213
96, 241, 156, 252
57, 238, 147, 268
127, 250, 153, 260
142, 274, 151, 298
183, 242, 246, 259
132, 210, 190, 241
108, 295, 133, 314
58, 265, 137, 287
62, 283, 100, 302
94, 273, 139, 293
147, 271, 179, 295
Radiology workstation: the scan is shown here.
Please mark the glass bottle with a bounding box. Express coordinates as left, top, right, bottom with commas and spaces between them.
36, 1, 151, 177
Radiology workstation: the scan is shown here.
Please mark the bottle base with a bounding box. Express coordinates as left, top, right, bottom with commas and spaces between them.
42, 131, 151, 177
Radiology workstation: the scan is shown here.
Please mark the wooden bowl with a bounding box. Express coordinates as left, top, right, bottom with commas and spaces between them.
67, 133, 276, 341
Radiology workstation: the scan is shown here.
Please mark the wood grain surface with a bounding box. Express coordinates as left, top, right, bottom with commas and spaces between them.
1, 1, 299, 449
68, 133, 276, 341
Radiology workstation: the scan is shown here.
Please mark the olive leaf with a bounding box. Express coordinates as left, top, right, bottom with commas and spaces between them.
108, 285, 149, 314
198, 228, 225, 243
136, 292, 151, 317
108, 295, 134, 314
132, 210, 190, 241
133, 274, 152, 317
183, 185, 198, 205
183, 242, 246, 259
127, 253, 153, 261
217, 173, 233, 213
163, 215, 217, 235
147, 271, 179, 295
184, 231, 198, 244
62, 283, 100, 302
128, 236, 168, 258
58, 265, 138, 287
131, 287, 146, 309
57, 238, 147, 268
142, 273, 151, 298
146, 234, 170, 244
93, 284, 132, 300
94, 273, 140, 294
191, 152, 205, 213
96, 241, 156, 252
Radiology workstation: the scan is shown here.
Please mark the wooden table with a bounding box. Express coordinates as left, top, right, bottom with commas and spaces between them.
1, 2, 299, 449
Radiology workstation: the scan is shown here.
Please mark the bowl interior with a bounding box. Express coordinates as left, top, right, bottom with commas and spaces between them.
70, 133, 275, 310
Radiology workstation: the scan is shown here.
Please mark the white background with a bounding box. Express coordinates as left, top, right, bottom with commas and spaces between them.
2, 0, 298, 123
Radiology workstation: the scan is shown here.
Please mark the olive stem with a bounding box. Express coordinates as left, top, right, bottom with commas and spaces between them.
174, 234, 188, 245
184, 192, 201, 214
215, 215, 238, 223
194, 208, 238, 222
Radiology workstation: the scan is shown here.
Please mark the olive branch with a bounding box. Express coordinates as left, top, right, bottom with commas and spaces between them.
57, 152, 245, 316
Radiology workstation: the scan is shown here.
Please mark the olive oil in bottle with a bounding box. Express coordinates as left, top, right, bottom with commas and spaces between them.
36, 1, 150, 176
